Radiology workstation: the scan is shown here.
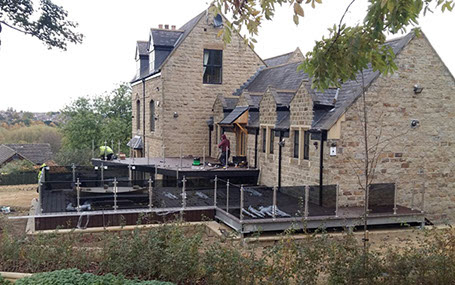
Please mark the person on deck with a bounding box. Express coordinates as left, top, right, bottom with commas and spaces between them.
99, 146, 114, 160
218, 134, 230, 167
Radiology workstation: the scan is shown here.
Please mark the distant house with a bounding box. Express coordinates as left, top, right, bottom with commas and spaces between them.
0, 143, 53, 167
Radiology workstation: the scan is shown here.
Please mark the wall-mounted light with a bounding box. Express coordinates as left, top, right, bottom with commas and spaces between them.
173, 112, 179, 118
278, 139, 285, 147
413, 84, 424, 94
156, 87, 160, 91
313, 141, 318, 150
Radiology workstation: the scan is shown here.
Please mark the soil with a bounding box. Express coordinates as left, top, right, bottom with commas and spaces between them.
0, 184, 38, 210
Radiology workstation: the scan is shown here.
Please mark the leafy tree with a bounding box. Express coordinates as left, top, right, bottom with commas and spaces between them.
59, 83, 132, 162
0, 0, 83, 50
214, 0, 454, 90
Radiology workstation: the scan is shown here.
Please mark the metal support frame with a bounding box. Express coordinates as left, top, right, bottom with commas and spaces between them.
71, 163, 76, 183
226, 179, 230, 213
148, 178, 153, 210
76, 178, 81, 213
113, 178, 118, 211
100, 163, 104, 185
128, 164, 132, 182
182, 176, 187, 210
335, 184, 339, 217
203, 146, 206, 169
214, 176, 218, 207
304, 185, 309, 219
240, 184, 244, 221
272, 186, 277, 220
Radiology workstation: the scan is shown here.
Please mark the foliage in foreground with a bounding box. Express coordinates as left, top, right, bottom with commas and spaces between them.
2, 216, 455, 284
9, 269, 172, 285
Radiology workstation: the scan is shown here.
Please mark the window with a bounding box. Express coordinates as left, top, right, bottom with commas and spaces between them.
262, 128, 266, 153
270, 130, 274, 154
203, 49, 222, 84
304, 131, 310, 160
149, 100, 155, 132
293, 130, 299, 158
136, 100, 141, 130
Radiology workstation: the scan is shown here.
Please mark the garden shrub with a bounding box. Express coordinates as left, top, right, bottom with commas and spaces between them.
14, 269, 173, 285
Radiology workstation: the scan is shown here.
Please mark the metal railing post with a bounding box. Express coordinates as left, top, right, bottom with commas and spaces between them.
148, 178, 153, 210
225, 147, 229, 170
226, 179, 230, 213
203, 146, 206, 169
335, 184, 339, 217
113, 178, 118, 211
272, 186, 277, 220
76, 178, 81, 213
71, 163, 76, 183
304, 185, 309, 219
38, 167, 45, 214
182, 176, 187, 210
128, 164, 132, 182
393, 182, 398, 215
214, 176, 218, 207
240, 184, 244, 221
101, 163, 104, 185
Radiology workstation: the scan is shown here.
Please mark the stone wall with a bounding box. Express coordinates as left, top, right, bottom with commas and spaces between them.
322, 34, 455, 223
159, 12, 264, 157
131, 76, 164, 157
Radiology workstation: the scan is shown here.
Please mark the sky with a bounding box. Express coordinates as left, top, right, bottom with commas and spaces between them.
0, 0, 454, 112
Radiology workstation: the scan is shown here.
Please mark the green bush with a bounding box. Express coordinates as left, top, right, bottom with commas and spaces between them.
14, 269, 173, 285
0, 274, 12, 285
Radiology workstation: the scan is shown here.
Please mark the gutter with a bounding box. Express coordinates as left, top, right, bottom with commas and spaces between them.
142, 79, 146, 157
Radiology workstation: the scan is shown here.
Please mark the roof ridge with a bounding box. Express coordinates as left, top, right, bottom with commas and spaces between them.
264, 51, 294, 61
150, 28, 184, 33
262, 60, 303, 71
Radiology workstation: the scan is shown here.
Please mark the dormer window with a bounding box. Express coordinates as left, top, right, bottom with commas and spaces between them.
203, 49, 222, 84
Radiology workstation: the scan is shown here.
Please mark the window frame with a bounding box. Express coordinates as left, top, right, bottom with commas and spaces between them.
203, 49, 223, 84
149, 100, 155, 132
303, 131, 310, 160
293, 130, 299, 159
269, 129, 274, 154
262, 128, 266, 153
136, 99, 141, 130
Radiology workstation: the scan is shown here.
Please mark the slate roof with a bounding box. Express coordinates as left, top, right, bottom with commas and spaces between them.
220, 96, 239, 110
3, 143, 53, 165
219, 106, 248, 125
131, 10, 205, 83
264, 51, 294, 67
243, 93, 263, 108
0, 145, 19, 165
248, 110, 260, 128
151, 29, 183, 47
245, 62, 309, 93
136, 41, 149, 56
311, 32, 415, 130
274, 91, 296, 107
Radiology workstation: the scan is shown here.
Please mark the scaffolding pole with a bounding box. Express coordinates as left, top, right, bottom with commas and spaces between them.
104, 141, 107, 161
240, 185, 244, 222
272, 186, 277, 220
393, 181, 398, 215
203, 146, 206, 169
182, 176, 187, 210
76, 178, 81, 213
335, 184, 339, 217
214, 176, 218, 207
226, 179, 230, 213
304, 185, 309, 219
148, 178, 153, 210
113, 178, 118, 211
71, 163, 76, 183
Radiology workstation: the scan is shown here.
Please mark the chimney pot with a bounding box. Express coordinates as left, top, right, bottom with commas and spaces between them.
164, 24, 169, 29
171, 25, 176, 30
158, 24, 163, 29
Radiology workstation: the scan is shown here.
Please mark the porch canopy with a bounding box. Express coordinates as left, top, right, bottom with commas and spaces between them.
219, 106, 249, 126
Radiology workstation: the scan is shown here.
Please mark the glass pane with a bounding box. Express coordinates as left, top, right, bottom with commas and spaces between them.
211, 50, 222, 65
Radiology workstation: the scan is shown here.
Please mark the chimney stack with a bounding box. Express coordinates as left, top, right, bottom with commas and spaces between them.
158, 24, 163, 29
164, 24, 169, 29
171, 25, 176, 30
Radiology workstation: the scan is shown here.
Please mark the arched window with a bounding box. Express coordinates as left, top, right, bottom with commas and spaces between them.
136, 99, 141, 130
150, 100, 155, 132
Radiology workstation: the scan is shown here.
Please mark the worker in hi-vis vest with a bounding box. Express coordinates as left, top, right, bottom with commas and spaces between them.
99, 146, 114, 160
37, 163, 47, 181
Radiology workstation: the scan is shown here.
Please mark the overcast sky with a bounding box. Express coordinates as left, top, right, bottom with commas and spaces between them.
0, 0, 453, 112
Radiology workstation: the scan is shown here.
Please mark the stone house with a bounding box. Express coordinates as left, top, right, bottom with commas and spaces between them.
130, 7, 455, 223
